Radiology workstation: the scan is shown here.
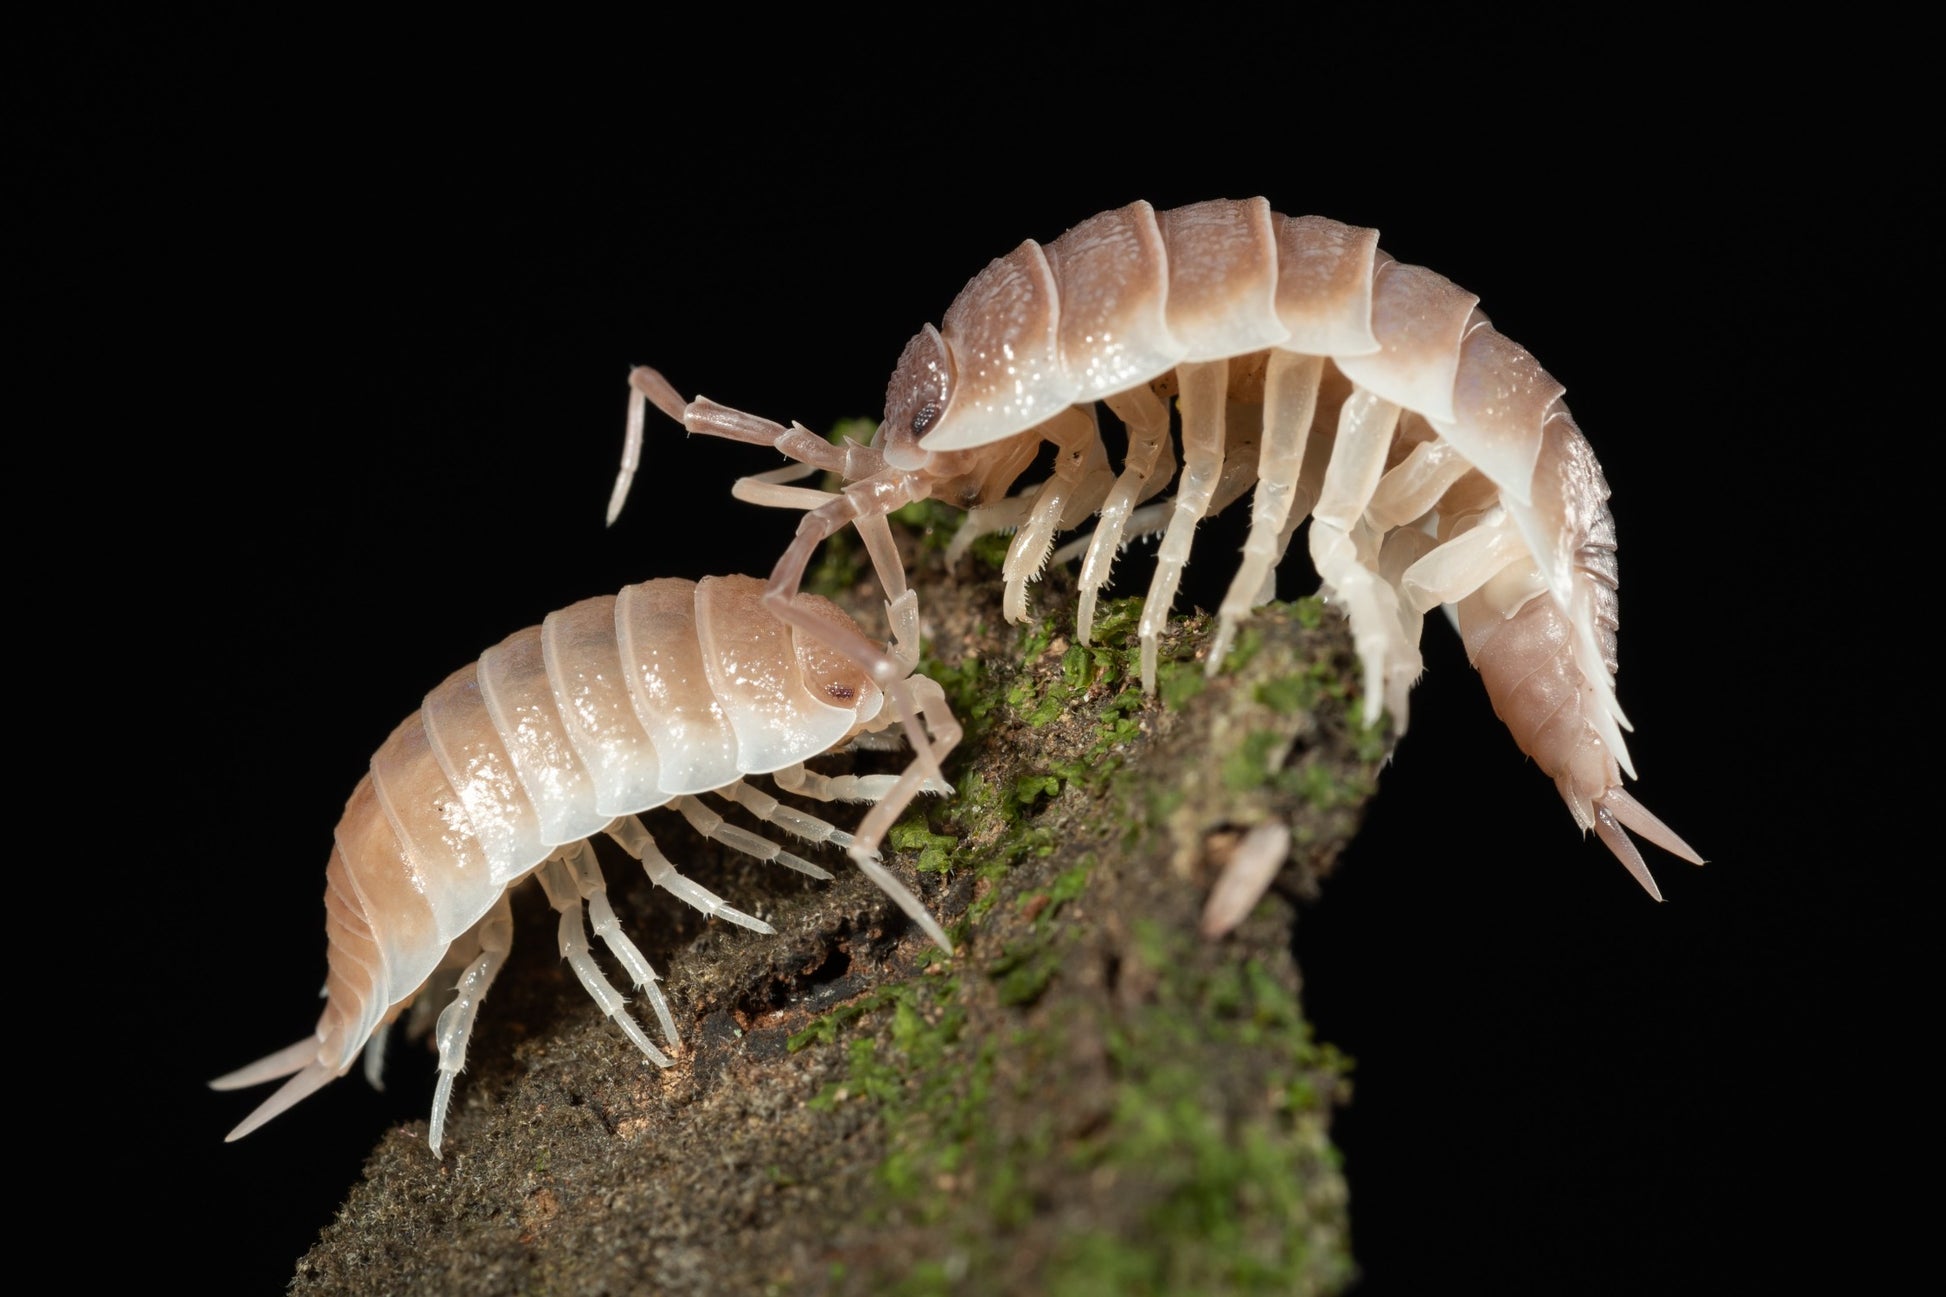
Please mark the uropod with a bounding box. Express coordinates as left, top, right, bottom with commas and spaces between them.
617, 198, 1702, 896
213, 575, 960, 1155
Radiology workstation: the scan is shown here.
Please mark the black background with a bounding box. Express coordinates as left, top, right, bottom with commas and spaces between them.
21, 11, 1920, 1294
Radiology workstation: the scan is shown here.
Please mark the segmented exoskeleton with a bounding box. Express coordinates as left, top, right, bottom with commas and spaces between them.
212, 575, 959, 1154
616, 198, 1701, 896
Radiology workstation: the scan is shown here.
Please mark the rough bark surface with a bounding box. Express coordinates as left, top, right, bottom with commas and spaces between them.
291, 528, 1384, 1296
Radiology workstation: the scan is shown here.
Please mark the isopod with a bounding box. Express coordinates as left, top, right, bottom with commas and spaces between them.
617, 198, 1701, 896
212, 575, 959, 1154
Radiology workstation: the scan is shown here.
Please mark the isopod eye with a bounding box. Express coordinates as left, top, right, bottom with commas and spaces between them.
910, 401, 940, 438
786, 595, 881, 718
882, 325, 952, 470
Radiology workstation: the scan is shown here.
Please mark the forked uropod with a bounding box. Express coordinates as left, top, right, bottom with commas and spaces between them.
617, 198, 1702, 896
212, 575, 959, 1154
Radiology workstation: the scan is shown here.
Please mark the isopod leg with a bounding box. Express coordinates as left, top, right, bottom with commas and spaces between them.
604, 815, 776, 934
842, 673, 960, 952
767, 761, 955, 951
362, 1019, 392, 1090
533, 854, 676, 1082
720, 469, 922, 669
760, 478, 945, 790
670, 794, 834, 880
556, 841, 682, 1047
1308, 387, 1419, 729
1139, 359, 1230, 691
1397, 506, 1530, 616
616, 366, 887, 522
719, 779, 861, 852
427, 891, 514, 1158
1001, 404, 1113, 623
778, 677, 961, 953
1076, 385, 1176, 644
854, 512, 922, 672
773, 762, 946, 804
1207, 352, 1325, 674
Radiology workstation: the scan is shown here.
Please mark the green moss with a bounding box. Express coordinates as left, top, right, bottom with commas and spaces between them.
1155, 661, 1203, 709
889, 821, 959, 875
988, 940, 1062, 1007
890, 496, 970, 552
1349, 716, 1390, 765
1013, 773, 1062, 807
961, 821, 1059, 926
1042, 862, 1091, 916
1089, 597, 1143, 646
1290, 596, 1327, 630
923, 653, 991, 725
969, 528, 1015, 572
1011, 677, 1072, 726
1019, 613, 1061, 661
1224, 730, 1290, 795
800, 911, 1354, 1292
1046, 921, 1353, 1295
1253, 672, 1314, 716
1221, 623, 1266, 673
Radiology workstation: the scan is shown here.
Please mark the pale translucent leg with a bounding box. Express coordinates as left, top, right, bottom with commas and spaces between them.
781, 674, 962, 953
855, 513, 923, 673
604, 815, 775, 934
1398, 506, 1530, 614
717, 779, 858, 852
1207, 352, 1326, 674
1003, 405, 1114, 622
427, 892, 515, 1157
1075, 385, 1177, 643
669, 794, 832, 880
362, 1020, 391, 1090
533, 853, 677, 1059
839, 727, 907, 753
1050, 498, 1172, 569
942, 434, 1047, 567
763, 761, 953, 953
728, 471, 921, 670
1365, 438, 1474, 532
1308, 387, 1419, 728
555, 841, 680, 1047
1250, 404, 1341, 605
1378, 525, 1439, 684
945, 490, 1040, 568
772, 760, 950, 804
842, 674, 961, 953
729, 461, 822, 507
1140, 360, 1230, 690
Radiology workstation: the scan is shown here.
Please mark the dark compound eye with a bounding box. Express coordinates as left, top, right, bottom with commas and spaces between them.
910, 401, 940, 438
825, 683, 856, 702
